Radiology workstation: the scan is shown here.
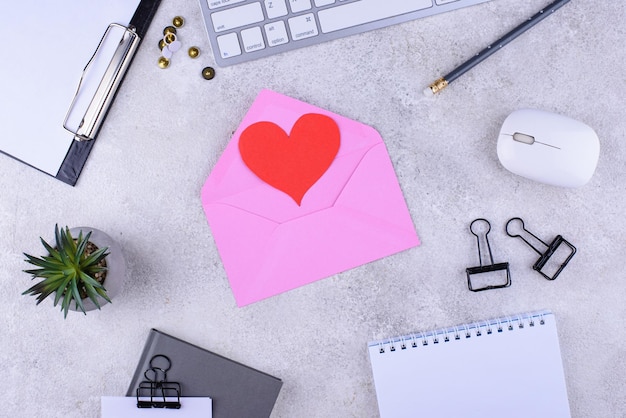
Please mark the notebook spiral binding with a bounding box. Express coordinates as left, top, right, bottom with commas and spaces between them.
374, 310, 549, 354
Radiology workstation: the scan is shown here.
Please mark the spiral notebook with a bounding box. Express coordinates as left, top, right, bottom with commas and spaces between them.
368, 310, 571, 418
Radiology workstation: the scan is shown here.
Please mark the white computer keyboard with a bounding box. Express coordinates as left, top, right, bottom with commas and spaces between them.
199, 0, 494, 67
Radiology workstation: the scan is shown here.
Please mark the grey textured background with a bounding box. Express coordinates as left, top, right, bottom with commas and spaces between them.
2, 0, 625, 416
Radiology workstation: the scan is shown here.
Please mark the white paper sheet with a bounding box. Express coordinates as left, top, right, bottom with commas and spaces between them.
101, 396, 213, 417
0, 0, 140, 176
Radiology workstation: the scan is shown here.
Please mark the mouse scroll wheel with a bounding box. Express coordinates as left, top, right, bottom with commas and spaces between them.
512, 132, 535, 145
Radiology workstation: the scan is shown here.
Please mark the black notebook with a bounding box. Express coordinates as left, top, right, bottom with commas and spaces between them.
126, 329, 282, 418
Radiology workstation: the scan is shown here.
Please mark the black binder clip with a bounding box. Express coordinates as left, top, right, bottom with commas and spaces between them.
506, 217, 576, 281
466, 218, 511, 291
136, 354, 182, 409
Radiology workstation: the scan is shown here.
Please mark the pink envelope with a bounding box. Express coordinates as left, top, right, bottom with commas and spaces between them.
201, 90, 420, 306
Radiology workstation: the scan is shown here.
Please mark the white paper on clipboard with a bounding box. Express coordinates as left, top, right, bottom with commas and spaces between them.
0, 0, 139, 178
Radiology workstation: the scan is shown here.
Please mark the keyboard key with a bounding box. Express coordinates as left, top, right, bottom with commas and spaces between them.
241, 26, 266, 52
216, 32, 241, 58
211, 2, 264, 32
288, 0, 312, 13
314, 0, 335, 6
318, 0, 433, 33
288, 13, 318, 41
207, 0, 246, 9
264, 21, 289, 46
264, 0, 289, 19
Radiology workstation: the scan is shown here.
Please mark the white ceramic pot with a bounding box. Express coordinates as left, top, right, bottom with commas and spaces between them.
68, 227, 125, 313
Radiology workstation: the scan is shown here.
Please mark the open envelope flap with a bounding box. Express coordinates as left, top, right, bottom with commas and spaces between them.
202, 92, 380, 223
204, 128, 378, 223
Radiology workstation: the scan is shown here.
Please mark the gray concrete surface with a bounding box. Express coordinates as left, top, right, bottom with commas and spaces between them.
1, 0, 625, 416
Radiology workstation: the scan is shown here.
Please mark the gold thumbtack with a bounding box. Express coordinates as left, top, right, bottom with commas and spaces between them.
202, 67, 215, 80
188, 47, 200, 58
164, 33, 176, 44
163, 26, 177, 36
158, 56, 170, 69
173, 16, 185, 28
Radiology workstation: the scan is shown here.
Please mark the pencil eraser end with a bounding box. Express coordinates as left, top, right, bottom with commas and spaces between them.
423, 87, 434, 97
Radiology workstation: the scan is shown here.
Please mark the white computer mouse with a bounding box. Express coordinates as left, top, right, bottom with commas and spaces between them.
497, 108, 600, 188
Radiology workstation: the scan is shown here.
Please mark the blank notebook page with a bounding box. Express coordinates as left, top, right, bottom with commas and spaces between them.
368, 311, 570, 418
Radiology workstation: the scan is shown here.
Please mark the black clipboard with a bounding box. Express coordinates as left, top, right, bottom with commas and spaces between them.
0, 0, 161, 186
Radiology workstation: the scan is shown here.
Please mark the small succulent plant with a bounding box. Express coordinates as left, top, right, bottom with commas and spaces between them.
23, 225, 110, 318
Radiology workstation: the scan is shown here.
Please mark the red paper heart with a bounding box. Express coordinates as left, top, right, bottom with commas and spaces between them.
239, 113, 340, 205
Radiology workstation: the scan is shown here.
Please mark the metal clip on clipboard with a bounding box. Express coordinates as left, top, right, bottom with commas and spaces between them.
136, 355, 182, 409
506, 217, 576, 281
466, 218, 511, 292
63, 23, 140, 142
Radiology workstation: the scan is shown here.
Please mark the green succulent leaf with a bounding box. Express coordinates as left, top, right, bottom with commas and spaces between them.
81, 247, 109, 268
76, 235, 89, 260
69, 279, 85, 314
54, 225, 63, 250
53, 275, 73, 307
62, 229, 78, 264
81, 282, 102, 309
40, 238, 62, 262
78, 271, 103, 289
95, 286, 112, 303
62, 288, 73, 318
23, 254, 64, 271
